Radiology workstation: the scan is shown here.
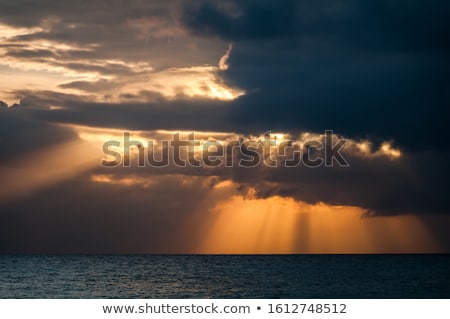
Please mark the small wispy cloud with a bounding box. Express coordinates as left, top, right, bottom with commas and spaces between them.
218, 43, 233, 71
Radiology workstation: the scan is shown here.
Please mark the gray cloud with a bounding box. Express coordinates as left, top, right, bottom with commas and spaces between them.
0, 173, 218, 253
0, 107, 78, 162
181, 1, 298, 40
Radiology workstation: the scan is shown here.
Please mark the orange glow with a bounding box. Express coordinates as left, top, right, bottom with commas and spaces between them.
0, 140, 101, 202
91, 174, 155, 187
199, 187, 441, 254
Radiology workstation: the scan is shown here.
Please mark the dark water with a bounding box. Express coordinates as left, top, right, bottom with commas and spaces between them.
0, 255, 449, 298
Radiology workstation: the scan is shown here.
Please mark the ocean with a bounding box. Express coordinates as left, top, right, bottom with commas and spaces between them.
0, 255, 449, 298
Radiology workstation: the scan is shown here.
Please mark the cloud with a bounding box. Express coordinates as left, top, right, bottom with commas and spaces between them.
9, 120, 441, 217
218, 43, 233, 71
0, 20, 243, 103
0, 107, 78, 162
181, 0, 450, 51
0, 0, 449, 253
182, 1, 450, 152
0, 2, 242, 103
181, 1, 298, 40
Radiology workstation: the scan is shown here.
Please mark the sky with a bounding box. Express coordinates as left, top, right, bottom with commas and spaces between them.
0, 0, 449, 253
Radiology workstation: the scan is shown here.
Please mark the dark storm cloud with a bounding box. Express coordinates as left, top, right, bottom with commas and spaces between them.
181, 0, 450, 51
8, 91, 232, 131
181, 0, 298, 39
233, 151, 450, 216
180, 0, 450, 152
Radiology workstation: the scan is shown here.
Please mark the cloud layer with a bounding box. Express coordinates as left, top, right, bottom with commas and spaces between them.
1, 0, 449, 252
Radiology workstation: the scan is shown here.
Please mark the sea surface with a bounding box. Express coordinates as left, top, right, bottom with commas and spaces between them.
0, 255, 449, 298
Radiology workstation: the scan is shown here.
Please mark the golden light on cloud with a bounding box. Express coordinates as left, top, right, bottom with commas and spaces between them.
218, 43, 233, 71
355, 140, 402, 159
0, 21, 244, 103
70, 124, 403, 168
91, 174, 155, 188
122, 66, 245, 101
380, 142, 401, 158
0, 23, 44, 40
